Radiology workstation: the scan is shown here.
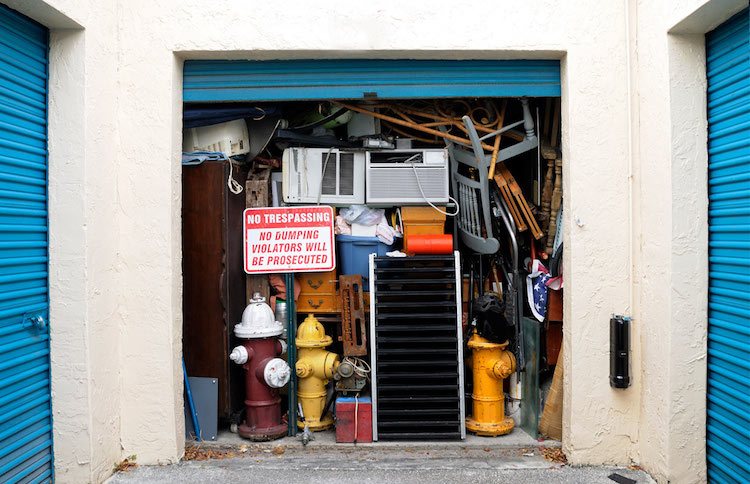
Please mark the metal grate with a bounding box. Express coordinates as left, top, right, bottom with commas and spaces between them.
369, 253, 465, 441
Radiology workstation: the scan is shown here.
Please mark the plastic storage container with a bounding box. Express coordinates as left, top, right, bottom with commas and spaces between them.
335, 396, 372, 443
336, 235, 391, 291
400, 206, 446, 253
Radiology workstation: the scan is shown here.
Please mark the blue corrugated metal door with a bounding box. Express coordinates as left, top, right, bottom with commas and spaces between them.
183, 59, 560, 102
706, 7, 750, 483
0, 4, 52, 483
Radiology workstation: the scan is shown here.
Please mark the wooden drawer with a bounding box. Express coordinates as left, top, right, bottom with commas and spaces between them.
297, 294, 339, 313
299, 271, 337, 295
298, 270, 338, 313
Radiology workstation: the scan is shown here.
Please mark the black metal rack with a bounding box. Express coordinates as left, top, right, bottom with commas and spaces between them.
369, 253, 465, 441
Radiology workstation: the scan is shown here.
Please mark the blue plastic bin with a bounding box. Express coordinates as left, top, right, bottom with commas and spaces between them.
336, 235, 391, 291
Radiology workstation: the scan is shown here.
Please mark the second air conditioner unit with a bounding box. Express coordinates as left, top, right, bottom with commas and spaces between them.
366, 149, 449, 204
282, 148, 365, 205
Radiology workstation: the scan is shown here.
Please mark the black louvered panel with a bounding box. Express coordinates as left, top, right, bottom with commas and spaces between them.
371, 254, 465, 441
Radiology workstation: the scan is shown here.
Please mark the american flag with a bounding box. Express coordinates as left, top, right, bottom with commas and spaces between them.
527, 259, 549, 322
525, 259, 562, 322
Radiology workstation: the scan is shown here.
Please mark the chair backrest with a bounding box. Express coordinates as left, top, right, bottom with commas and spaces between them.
442, 119, 499, 255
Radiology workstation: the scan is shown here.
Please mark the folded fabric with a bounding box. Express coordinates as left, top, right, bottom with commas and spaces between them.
386, 250, 407, 257
334, 215, 352, 235
182, 151, 228, 165
375, 219, 398, 245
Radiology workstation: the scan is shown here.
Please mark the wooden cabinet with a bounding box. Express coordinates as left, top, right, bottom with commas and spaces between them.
182, 160, 248, 420
297, 270, 339, 313
296, 271, 372, 316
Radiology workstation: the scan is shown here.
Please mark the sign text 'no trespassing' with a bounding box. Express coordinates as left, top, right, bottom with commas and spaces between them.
243, 206, 335, 274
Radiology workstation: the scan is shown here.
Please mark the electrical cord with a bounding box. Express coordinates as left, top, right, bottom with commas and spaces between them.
341, 356, 371, 380
227, 158, 243, 195
354, 393, 359, 444
405, 153, 460, 217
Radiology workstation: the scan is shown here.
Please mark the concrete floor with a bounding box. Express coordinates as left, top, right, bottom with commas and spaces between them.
211, 426, 555, 448
109, 430, 653, 484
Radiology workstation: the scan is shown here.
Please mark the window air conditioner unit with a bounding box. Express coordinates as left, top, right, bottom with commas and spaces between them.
182, 119, 250, 157
282, 148, 365, 205
366, 149, 449, 204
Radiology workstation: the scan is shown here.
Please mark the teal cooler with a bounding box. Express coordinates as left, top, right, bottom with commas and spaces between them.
336, 235, 391, 291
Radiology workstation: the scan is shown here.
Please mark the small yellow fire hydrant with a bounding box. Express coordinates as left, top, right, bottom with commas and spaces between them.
295, 314, 340, 431
465, 333, 517, 436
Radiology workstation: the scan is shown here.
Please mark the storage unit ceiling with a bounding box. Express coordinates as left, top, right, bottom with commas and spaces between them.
183, 59, 561, 102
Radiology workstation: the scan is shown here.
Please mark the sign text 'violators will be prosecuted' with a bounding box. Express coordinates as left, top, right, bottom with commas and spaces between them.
243, 206, 335, 274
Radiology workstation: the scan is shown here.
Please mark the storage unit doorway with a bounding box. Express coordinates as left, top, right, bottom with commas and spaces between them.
181, 58, 565, 445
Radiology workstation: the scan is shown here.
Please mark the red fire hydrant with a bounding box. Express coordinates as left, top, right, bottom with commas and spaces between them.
230, 293, 291, 441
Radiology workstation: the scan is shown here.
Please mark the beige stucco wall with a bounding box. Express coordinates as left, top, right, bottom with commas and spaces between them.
3, 0, 744, 482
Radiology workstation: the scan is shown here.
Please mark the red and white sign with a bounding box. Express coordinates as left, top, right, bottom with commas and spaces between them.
243, 206, 336, 274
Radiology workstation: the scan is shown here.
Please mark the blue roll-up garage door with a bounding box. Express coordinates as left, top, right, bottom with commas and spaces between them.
706, 7, 749, 483
0, 4, 52, 483
183, 59, 560, 102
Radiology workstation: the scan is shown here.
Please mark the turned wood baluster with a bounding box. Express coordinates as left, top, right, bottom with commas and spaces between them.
546, 158, 563, 255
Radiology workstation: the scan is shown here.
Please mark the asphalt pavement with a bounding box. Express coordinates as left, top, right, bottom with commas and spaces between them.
108, 444, 654, 484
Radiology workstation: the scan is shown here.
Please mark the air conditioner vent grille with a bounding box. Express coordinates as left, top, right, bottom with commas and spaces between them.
368, 167, 447, 201
321, 152, 338, 195
339, 153, 354, 196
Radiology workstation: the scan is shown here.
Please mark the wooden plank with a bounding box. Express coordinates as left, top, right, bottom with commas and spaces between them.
340, 275, 368, 356
495, 164, 543, 240
245, 168, 271, 303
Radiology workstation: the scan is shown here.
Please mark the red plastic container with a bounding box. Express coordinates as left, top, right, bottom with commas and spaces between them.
407, 234, 454, 254
335, 396, 372, 443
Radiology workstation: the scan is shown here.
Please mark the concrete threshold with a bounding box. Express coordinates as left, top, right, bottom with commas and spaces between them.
195, 427, 561, 451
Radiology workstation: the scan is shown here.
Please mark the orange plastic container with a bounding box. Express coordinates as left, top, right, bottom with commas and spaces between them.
408, 234, 454, 254
400, 206, 446, 253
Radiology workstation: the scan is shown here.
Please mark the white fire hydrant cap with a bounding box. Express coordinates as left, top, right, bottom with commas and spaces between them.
264, 358, 291, 388
235, 293, 284, 339
229, 345, 248, 365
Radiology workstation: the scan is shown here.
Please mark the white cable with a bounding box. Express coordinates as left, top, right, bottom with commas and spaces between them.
251, 107, 266, 121
354, 393, 359, 443
405, 153, 460, 217
342, 356, 371, 380
227, 159, 243, 195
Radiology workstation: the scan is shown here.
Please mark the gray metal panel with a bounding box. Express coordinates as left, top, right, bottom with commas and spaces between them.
706, 7, 750, 482
368, 253, 378, 441
185, 377, 219, 441
0, 4, 52, 483
454, 251, 466, 440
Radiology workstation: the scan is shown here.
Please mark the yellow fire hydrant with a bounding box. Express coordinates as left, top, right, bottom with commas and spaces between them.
295, 314, 340, 431
465, 333, 517, 436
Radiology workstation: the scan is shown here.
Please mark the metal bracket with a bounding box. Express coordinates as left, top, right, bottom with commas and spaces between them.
22, 313, 47, 331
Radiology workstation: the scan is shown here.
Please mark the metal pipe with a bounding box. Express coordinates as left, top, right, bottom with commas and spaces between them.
183, 358, 202, 441
285, 273, 298, 436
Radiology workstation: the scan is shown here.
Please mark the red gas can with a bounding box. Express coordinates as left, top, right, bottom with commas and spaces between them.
335, 396, 372, 443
